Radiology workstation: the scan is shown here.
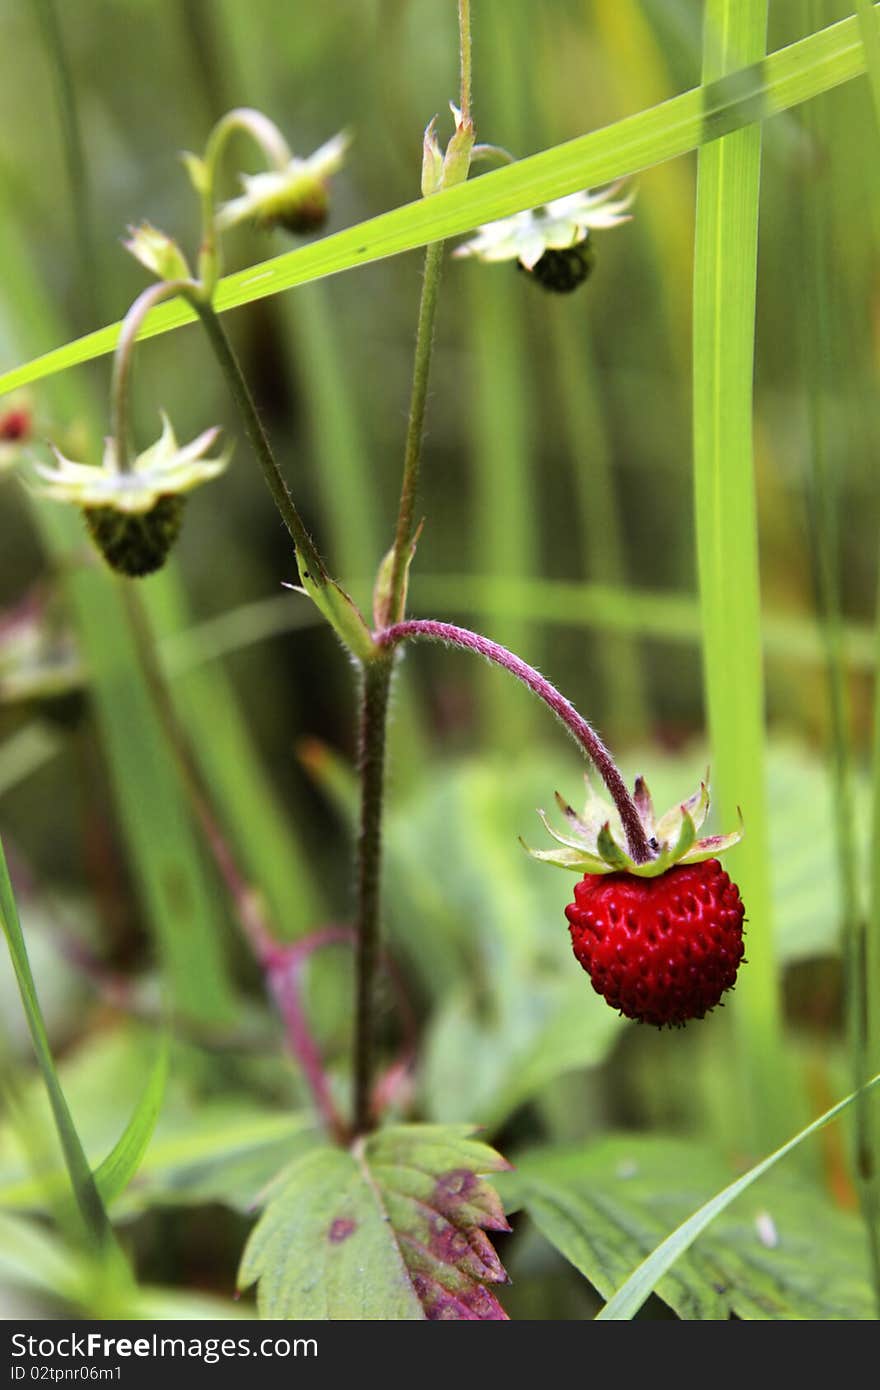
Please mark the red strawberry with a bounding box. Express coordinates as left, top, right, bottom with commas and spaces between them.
564, 858, 745, 1027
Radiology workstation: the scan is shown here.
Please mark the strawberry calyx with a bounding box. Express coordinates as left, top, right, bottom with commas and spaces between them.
522, 773, 742, 879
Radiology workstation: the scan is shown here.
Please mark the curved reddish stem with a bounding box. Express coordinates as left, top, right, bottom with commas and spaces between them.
376, 619, 653, 864
266, 926, 418, 1140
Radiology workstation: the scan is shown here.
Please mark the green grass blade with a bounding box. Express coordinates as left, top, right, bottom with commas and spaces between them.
549, 305, 648, 739
0, 834, 110, 1248
1, 4, 878, 399
413, 574, 878, 670
798, 0, 880, 1306
93, 1039, 168, 1208
692, 0, 787, 1148
857, 0, 880, 124
142, 573, 323, 941
596, 1070, 880, 1319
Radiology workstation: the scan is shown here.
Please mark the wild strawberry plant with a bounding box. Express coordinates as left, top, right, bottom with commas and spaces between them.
0, 0, 879, 1324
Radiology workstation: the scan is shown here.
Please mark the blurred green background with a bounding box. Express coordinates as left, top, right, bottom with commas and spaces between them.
0, 0, 878, 1318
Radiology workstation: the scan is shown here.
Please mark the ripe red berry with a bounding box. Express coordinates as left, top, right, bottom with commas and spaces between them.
564, 858, 745, 1027
0, 407, 30, 442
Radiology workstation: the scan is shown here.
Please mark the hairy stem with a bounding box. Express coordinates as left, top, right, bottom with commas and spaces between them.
377, 619, 653, 863
191, 297, 327, 582
351, 2, 473, 1136
386, 240, 445, 623
353, 657, 394, 1133
458, 0, 473, 121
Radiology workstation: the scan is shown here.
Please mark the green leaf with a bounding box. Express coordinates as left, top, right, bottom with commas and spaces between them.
504, 1115, 879, 1321
1, 6, 879, 397
424, 984, 622, 1134
0, 835, 111, 1249
239, 1124, 511, 1319
92, 1039, 168, 1207
295, 551, 376, 661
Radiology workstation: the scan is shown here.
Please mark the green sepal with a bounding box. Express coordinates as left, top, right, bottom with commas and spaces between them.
667, 806, 698, 863
681, 819, 744, 865
372, 521, 423, 630
537, 807, 592, 853
295, 549, 376, 663
180, 151, 209, 196
527, 775, 741, 878
518, 837, 608, 874
555, 789, 605, 842
656, 780, 709, 844
442, 117, 475, 190
597, 822, 630, 870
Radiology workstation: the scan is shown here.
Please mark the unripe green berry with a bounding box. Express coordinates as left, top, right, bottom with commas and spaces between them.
84, 495, 185, 577
521, 239, 595, 293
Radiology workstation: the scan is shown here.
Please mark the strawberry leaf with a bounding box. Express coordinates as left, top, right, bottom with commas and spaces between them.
239, 1123, 511, 1319
501, 1133, 876, 1320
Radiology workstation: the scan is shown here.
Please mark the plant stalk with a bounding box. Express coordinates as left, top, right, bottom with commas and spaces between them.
352, 656, 394, 1133
385, 240, 446, 624
350, 2, 472, 1135
110, 280, 191, 473
377, 619, 652, 863
190, 297, 327, 582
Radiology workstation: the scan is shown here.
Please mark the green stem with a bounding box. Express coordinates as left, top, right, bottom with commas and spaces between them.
197, 107, 292, 292
458, 0, 473, 120
111, 281, 191, 473
190, 297, 327, 582
386, 240, 446, 623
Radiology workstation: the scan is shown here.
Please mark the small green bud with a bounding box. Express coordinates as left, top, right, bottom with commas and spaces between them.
441, 103, 474, 190
123, 223, 192, 283
421, 118, 444, 197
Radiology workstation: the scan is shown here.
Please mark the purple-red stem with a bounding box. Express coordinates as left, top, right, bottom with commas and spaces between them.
376, 619, 653, 864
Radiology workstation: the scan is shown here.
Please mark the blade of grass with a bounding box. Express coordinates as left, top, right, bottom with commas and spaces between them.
2, 4, 879, 399
466, 0, 539, 745
597, 1068, 880, 1319
30, 0, 99, 329
93, 1039, 168, 1207
414, 574, 879, 669
142, 572, 323, 941
798, 0, 880, 1307
549, 306, 649, 740
693, 0, 788, 1148
0, 834, 110, 1248
857, 0, 880, 121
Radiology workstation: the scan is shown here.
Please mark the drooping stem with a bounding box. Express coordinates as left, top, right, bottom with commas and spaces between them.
110, 280, 192, 473
197, 106, 293, 291
352, 656, 394, 1133
190, 297, 328, 582
377, 619, 654, 864
386, 240, 446, 623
